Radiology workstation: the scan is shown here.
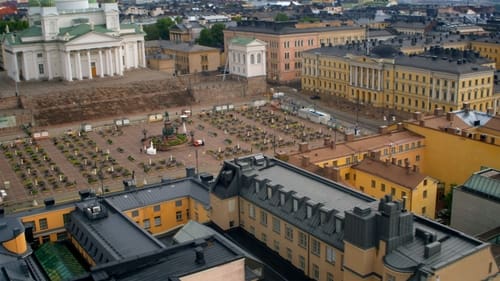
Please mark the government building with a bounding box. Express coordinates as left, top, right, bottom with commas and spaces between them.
0, 0, 146, 82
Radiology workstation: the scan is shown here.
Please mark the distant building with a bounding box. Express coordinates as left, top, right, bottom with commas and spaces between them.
390, 21, 435, 35
228, 37, 266, 78
224, 20, 365, 83
471, 35, 500, 70
0, 0, 146, 82
169, 22, 205, 43
145, 40, 220, 75
451, 168, 500, 236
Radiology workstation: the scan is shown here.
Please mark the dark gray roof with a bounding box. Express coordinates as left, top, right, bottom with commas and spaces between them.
91, 235, 244, 281
384, 216, 489, 272
144, 40, 220, 52
302, 45, 494, 74
69, 199, 164, 263
0, 216, 26, 254
105, 178, 210, 211
212, 155, 377, 251
227, 21, 363, 36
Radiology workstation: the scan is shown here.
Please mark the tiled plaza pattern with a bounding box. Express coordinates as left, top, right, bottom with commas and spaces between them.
0, 103, 341, 213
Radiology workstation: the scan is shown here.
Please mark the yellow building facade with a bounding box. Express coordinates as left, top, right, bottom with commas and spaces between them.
302, 46, 496, 114
470, 39, 500, 70
350, 158, 438, 218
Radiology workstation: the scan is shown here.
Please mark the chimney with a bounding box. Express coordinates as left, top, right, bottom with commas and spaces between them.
324, 137, 331, 146
396, 122, 403, 131
301, 155, 310, 167
330, 140, 336, 149
331, 167, 341, 182
434, 107, 443, 116
44, 198, 55, 208
379, 125, 389, 135
186, 167, 196, 178
446, 112, 454, 122
299, 142, 309, 153
413, 111, 423, 121
195, 247, 205, 265
79, 189, 91, 201
463, 102, 470, 112
12, 227, 21, 236
345, 133, 354, 142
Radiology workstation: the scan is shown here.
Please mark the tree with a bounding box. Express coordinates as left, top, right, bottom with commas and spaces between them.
274, 13, 289, 22
143, 24, 159, 41
197, 23, 225, 48
0, 20, 29, 33
143, 17, 176, 41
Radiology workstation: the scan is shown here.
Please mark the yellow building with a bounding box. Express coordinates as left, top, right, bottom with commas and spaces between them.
471, 37, 500, 70
350, 158, 438, 218
145, 40, 221, 75
287, 128, 426, 185
210, 155, 499, 281
224, 20, 365, 82
404, 106, 500, 193
302, 44, 496, 114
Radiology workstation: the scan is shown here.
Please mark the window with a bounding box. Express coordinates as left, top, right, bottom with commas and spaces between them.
260, 210, 268, 226
313, 264, 319, 280
381, 183, 386, 192
249, 204, 255, 219
39, 218, 48, 230
175, 200, 182, 207
299, 255, 305, 271
250, 54, 255, 64
416, 155, 420, 161
38, 64, 44, 75
311, 238, 320, 256
42, 235, 50, 243
143, 219, 150, 229
423, 190, 428, 199
153, 205, 160, 212
63, 213, 70, 224
326, 246, 336, 264
423, 179, 428, 186
371, 180, 376, 188
131, 210, 139, 217
286, 248, 292, 261
176, 211, 182, 221
298, 231, 307, 248
273, 240, 280, 252
261, 233, 267, 243
257, 53, 261, 63
422, 207, 426, 215
401, 191, 406, 198
327, 272, 334, 281
57, 232, 67, 241
285, 224, 293, 241
154, 216, 161, 226
37, 53, 43, 58
391, 188, 396, 196
272, 217, 281, 234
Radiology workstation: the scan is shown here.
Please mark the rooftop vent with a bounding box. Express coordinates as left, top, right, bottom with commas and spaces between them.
195, 246, 205, 265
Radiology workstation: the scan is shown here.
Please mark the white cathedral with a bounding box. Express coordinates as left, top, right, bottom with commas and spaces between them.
1, 0, 146, 82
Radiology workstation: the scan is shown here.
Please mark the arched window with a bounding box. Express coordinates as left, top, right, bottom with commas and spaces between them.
257, 53, 261, 63
250, 54, 255, 64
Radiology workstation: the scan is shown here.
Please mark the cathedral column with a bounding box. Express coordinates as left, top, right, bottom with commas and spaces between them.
12, 52, 19, 82
66, 51, 73, 82
22, 51, 30, 81
87, 50, 92, 79
354, 66, 358, 87
133, 42, 139, 68
140, 41, 146, 67
107, 49, 113, 76
349, 65, 353, 86
46, 51, 53, 80
98, 50, 104, 78
360, 67, 364, 88
118, 46, 124, 75
378, 69, 382, 91
76, 51, 83, 80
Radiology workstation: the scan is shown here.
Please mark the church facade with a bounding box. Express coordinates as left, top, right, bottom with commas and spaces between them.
1, 0, 146, 82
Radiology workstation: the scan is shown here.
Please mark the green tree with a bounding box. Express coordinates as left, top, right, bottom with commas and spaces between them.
197, 23, 225, 48
143, 24, 159, 40
156, 17, 175, 40
274, 13, 289, 22
0, 20, 29, 33
197, 28, 213, 47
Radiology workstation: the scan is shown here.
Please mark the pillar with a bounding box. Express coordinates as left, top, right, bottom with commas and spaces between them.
118, 46, 124, 75
378, 69, 382, 91
22, 51, 30, 81
133, 42, 138, 68
87, 50, 92, 79
12, 52, 20, 82
360, 66, 363, 88
140, 41, 146, 67
354, 66, 358, 87
66, 51, 73, 81
107, 49, 113, 76
98, 50, 104, 78
47, 51, 53, 80
76, 51, 83, 80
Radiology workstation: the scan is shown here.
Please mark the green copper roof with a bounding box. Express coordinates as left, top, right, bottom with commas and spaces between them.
230, 37, 257, 46
40, 0, 55, 7
462, 168, 500, 201
28, 0, 40, 7
18, 25, 43, 37
34, 242, 87, 281
58, 24, 111, 37
88, 0, 97, 3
